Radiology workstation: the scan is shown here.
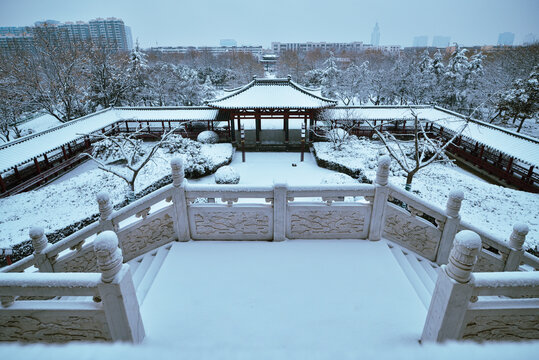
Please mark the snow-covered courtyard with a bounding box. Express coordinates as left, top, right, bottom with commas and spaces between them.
1, 142, 537, 251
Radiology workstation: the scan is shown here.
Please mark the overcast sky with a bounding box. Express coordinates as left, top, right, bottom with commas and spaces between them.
1, 0, 538, 48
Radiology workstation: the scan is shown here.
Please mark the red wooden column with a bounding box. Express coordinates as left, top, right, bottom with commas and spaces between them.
308, 110, 314, 142
34, 157, 42, 186
13, 166, 21, 180
43, 154, 50, 169
230, 112, 236, 143
0, 173, 6, 193
284, 110, 290, 144
255, 112, 261, 145
61, 146, 68, 161
525, 165, 534, 182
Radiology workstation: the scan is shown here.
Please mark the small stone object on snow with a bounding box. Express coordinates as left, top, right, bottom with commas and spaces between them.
320, 173, 356, 185
215, 166, 240, 184
292, 163, 297, 167
197, 130, 219, 144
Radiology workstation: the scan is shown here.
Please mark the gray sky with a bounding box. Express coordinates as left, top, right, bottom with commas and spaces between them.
1, 0, 538, 48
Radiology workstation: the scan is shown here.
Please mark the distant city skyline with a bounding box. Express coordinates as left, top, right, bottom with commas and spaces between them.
1, 0, 538, 48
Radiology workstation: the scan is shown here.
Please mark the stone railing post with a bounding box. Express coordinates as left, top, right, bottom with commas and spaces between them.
273, 180, 288, 242
504, 223, 528, 271
421, 230, 482, 343
96, 192, 115, 232
29, 226, 54, 272
170, 157, 190, 242
368, 155, 391, 241
436, 189, 464, 265
95, 231, 145, 343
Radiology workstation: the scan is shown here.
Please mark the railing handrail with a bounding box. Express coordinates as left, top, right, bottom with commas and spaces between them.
0, 272, 101, 297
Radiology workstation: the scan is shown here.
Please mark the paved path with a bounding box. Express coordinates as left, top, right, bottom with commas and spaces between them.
140, 239, 427, 352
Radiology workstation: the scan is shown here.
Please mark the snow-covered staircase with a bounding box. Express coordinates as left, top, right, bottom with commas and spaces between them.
386, 241, 440, 309
129, 243, 172, 305
58, 242, 172, 306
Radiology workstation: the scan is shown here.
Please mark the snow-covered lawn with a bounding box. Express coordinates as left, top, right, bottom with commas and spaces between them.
314, 138, 539, 250
0, 144, 232, 249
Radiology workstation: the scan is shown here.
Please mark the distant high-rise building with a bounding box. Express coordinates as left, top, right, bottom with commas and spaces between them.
220, 39, 237, 47
89, 18, 129, 51
0, 17, 132, 54
371, 22, 380, 46
413, 36, 428, 47
59, 21, 91, 42
0, 26, 32, 36
125, 26, 133, 50
432, 36, 450, 48
523, 33, 537, 45
497, 32, 515, 46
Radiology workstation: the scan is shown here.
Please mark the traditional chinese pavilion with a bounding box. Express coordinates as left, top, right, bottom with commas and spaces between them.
207, 76, 337, 149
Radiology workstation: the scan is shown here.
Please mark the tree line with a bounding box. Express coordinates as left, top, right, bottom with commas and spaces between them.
0, 35, 537, 142
277, 45, 538, 132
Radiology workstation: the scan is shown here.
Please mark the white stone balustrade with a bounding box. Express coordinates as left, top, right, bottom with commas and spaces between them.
29, 226, 53, 272
437, 190, 464, 264
368, 155, 391, 241
2, 153, 538, 275
504, 223, 529, 271
0, 231, 144, 343
422, 230, 539, 342
422, 230, 482, 342
94, 231, 145, 343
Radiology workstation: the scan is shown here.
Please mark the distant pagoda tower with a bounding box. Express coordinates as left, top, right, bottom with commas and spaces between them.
371, 22, 380, 46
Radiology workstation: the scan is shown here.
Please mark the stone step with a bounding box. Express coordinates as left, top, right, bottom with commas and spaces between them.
387, 242, 433, 309
135, 244, 172, 305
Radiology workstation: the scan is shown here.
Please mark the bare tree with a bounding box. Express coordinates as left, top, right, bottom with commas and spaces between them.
367, 108, 467, 190
312, 108, 359, 150
81, 126, 180, 202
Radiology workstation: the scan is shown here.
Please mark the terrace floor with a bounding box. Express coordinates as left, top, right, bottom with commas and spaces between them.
140, 239, 428, 353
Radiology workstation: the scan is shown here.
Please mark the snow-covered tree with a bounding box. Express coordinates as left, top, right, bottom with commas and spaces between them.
88, 43, 131, 108
83, 126, 179, 202
496, 65, 539, 132
367, 109, 467, 190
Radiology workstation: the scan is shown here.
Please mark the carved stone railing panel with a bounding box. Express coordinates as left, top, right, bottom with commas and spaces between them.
117, 208, 175, 261
0, 309, 111, 342
188, 205, 273, 240
383, 203, 442, 261
474, 251, 505, 272
287, 203, 371, 239
462, 311, 539, 341
53, 244, 98, 273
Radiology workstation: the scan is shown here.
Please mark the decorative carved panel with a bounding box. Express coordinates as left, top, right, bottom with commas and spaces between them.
189, 206, 272, 240
474, 252, 505, 272
383, 204, 441, 261
119, 212, 175, 261
0, 311, 111, 342
463, 314, 539, 341
287, 204, 371, 239
54, 246, 98, 273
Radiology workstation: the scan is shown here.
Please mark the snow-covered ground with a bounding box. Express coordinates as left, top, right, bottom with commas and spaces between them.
189, 151, 337, 186
314, 138, 539, 250
0, 144, 232, 249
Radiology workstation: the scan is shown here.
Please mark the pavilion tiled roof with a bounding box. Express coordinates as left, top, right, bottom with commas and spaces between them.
207, 77, 338, 109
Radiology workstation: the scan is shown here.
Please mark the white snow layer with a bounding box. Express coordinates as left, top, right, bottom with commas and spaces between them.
313, 140, 539, 250
0, 144, 232, 249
